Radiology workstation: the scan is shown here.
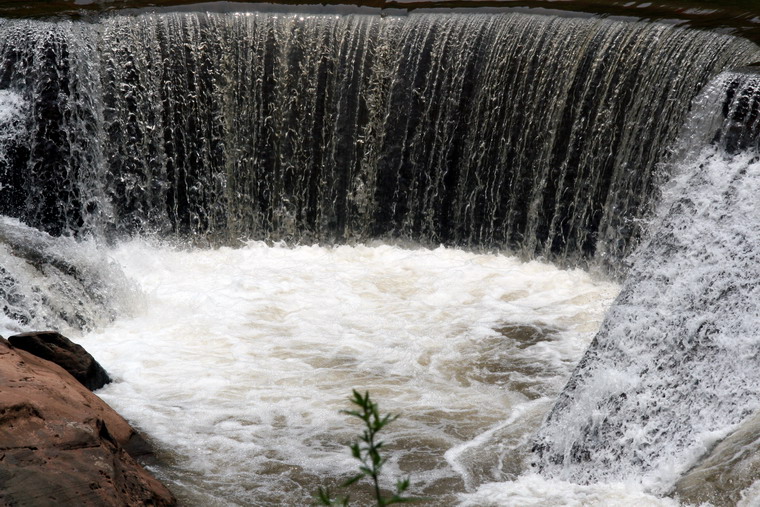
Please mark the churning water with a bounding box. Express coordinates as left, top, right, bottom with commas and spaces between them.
2, 6, 760, 506
74, 241, 621, 505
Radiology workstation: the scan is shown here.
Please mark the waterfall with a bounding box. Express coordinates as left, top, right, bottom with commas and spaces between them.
0, 216, 133, 333
0, 12, 755, 268
2, 7, 760, 503
533, 71, 760, 492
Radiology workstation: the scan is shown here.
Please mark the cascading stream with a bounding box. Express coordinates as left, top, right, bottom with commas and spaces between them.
533, 71, 760, 492
0, 12, 756, 270
1, 8, 760, 506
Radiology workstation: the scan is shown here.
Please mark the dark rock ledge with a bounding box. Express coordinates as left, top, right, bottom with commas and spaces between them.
0, 331, 176, 506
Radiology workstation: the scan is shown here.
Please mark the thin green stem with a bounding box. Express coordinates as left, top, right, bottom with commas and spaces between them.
314, 390, 423, 506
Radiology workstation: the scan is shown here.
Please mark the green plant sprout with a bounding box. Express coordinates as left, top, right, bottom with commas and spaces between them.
316, 390, 422, 506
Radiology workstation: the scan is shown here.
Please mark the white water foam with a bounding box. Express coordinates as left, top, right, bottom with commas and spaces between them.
0, 216, 135, 335
0, 90, 26, 165
0, 90, 25, 130
77, 241, 621, 505
458, 474, 680, 506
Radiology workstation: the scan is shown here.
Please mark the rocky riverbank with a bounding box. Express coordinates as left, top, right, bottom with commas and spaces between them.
0, 331, 176, 506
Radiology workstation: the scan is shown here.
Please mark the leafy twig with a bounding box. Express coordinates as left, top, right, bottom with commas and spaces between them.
315, 390, 422, 506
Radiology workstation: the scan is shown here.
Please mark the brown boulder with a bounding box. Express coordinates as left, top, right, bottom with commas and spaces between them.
8, 331, 111, 391
0, 337, 176, 506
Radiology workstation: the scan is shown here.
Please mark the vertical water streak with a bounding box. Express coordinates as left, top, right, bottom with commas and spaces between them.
455, 17, 759, 264
0, 12, 758, 270
0, 20, 106, 236
94, 12, 760, 268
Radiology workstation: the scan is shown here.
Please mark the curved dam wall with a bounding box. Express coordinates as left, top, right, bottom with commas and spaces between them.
0, 11, 755, 269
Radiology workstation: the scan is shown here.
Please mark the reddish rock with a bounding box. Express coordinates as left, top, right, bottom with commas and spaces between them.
8, 330, 111, 391
0, 337, 176, 506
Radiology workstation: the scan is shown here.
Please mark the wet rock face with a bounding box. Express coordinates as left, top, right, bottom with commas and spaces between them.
0, 337, 176, 506
8, 330, 111, 390
670, 409, 760, 506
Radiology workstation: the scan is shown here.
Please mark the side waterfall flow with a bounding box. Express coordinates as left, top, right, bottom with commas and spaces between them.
534, 71, 760, 491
